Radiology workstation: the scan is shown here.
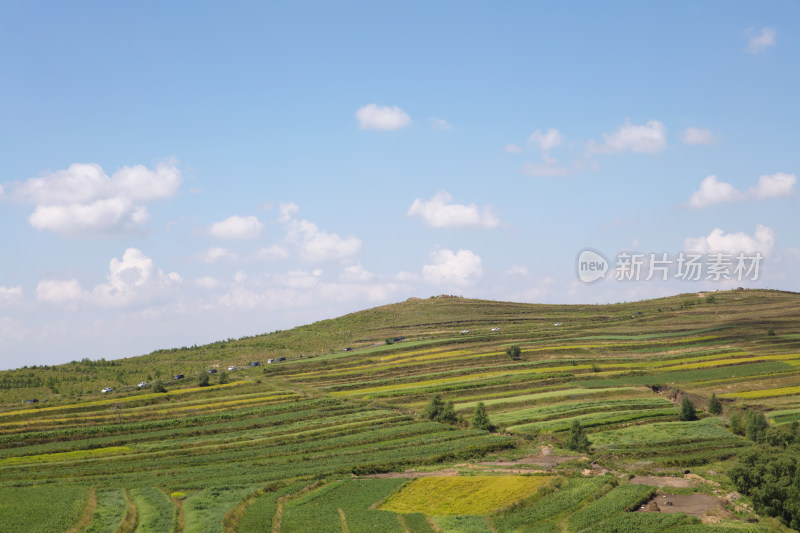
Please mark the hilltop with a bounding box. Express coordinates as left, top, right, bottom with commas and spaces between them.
1, 289, 799, 532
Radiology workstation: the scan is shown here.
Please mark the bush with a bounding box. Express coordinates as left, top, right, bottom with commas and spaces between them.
151, 381, 167, 393
197, 374, 210, 387
566, 420, 590, 452
385, 337, 394, 345
679, 396, 698, 421
708, 393, 722, 415
506, 344, 522, 361
729, 411, 745, 435
745, 410, 769, 442
218, 371, 229, 385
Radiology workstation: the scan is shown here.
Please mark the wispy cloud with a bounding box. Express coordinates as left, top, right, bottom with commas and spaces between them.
746, 27, 776, 54
588, 120, 667, 154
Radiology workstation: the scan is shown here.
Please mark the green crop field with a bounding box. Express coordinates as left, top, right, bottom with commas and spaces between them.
1, 289, 799, 531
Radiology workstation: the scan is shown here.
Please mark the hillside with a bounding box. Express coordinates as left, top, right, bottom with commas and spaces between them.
1, 289, 799, 532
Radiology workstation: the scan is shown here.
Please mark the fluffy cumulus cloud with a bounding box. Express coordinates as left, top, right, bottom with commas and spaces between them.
751, 172, 797, 199
279, 203, 362, 262
355, 104, 411, 131
37, 249, 182, 308
688, 175, 745, 208
746, 27, 776, 54
681, 127, 716, 145
422, 249, 483, 286
589, 120, 667, 154
688, 173, 796, 208
209, 215, 264, 239
5, 161, 181, 235
684, 224, 776, 255
407, 191, 501, 229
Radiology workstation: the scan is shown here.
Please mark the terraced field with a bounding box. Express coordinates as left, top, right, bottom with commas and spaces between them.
0, 289, 798, 531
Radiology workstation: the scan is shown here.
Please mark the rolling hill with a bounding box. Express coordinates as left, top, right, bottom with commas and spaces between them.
1, 289, 799, 532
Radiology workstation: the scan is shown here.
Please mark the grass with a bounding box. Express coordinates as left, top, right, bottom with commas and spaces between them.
381, 476, 555, 516
0, 484, 89, 533
85, 489, 129, 533
0, 289, 799, 531
129, 487, 176, 533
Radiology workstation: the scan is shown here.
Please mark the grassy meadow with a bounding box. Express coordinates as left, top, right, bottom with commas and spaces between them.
1, 289, 799, 531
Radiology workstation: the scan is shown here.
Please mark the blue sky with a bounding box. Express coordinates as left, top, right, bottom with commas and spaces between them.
1, 1, 798, 369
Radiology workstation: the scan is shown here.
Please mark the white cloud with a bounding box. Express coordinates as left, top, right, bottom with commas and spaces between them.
688, 175, 745, 208
199, 247, 238, 263
681, 127, 716, 145
407, 191, 501, 229
195, 276, 224, 290
750, 172, 797, 199
279, 203, 362, 262
528, 129, 563, 152
0, 317, 27, 343
505, 265, 529, 276
746, 27, 776, 54
93, 248, 182, 306
684, 224, 776, 255
688, 173, 795, 208
5, 161, 181, 235
504, 144, 523, 153
430, 118, 452, 130
341, 264, 374, 282
36, 279, 87, 306
209, 215, 264, 239
355, 104, 411, 131
422, 249, 483, 286
0, 286, 23, 302
589, 120, 667, 154
522, 162, 571, 177
256, 245, 289, 261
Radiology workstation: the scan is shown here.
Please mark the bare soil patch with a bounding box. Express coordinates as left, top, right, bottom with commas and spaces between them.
477, 455, 576, 469
630, 476, 697, 488
365, 468, 460, 479
638, 493, 722, 516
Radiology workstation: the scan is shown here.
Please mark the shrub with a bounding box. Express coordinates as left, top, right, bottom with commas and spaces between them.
151, 381, 167, 393
506, 344, 522, 361
745, 410, 769, 442
566, 420, 590, 452
197, 374, 210, 387
218, 371, 229, 385
708, 393, 722, 415
729, 411, 745, 435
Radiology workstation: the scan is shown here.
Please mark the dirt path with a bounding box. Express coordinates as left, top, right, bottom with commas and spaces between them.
118, 489, 138, 533
66, 487, 96, 533
338, 508, 350, 533
364, 468, 460, 479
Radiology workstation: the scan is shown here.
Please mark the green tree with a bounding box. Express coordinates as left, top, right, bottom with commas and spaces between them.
708, 393, 723, 415
471, 402, 492, 431
566, 420, 590, 452
423, 394, 445, 421
423, 394, 457, 424
218, 371, 229, 385
151, 381, 167, 393
439, 401, 458, 424
729, 411, 745, 435
679, 396, 698, 421
385, 337, 395, 345
197, 373, 210, 387
745, 410, 769, 442
506, 344, 522, 361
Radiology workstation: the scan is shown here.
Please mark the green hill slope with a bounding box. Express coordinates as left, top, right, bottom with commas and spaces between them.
1, 289, 798, 532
